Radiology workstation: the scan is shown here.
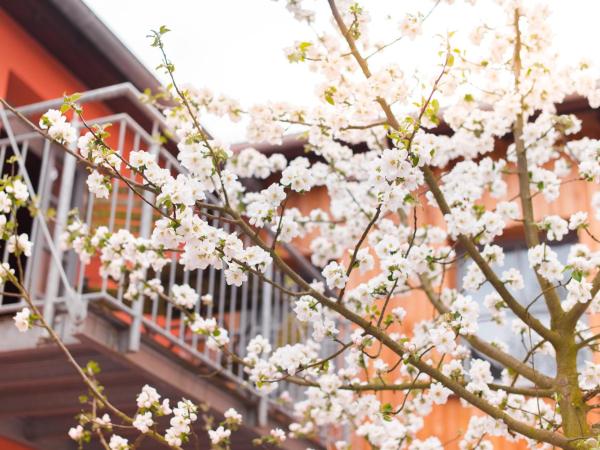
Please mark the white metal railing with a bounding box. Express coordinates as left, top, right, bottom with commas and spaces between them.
0, 84, 342, 422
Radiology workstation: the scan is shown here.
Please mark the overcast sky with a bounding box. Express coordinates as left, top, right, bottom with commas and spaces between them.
83, 0, 600, 142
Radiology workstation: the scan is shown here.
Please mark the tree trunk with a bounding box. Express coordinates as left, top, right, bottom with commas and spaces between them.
555, 335, 589, 444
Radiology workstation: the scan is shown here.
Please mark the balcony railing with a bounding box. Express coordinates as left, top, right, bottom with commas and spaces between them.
0, 83, 342, 423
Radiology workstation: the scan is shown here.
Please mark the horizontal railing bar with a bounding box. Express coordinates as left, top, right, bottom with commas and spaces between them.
0, 301, 44, 314
83, 112, 182, 171
0, 132, 42, 145
9, 83, 169, 131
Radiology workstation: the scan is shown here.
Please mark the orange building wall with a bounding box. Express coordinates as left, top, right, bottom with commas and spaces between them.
0, 10, 89, 102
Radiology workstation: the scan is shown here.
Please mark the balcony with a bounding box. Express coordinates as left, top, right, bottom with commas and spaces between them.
0, 83, 329, 450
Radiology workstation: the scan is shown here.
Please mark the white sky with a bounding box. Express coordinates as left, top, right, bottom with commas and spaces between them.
84, 0, 600, 142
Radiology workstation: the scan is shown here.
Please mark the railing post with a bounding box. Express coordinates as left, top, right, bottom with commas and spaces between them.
44, 119, 81, 326
127, 121, 159, 352
258, 264, 273, 427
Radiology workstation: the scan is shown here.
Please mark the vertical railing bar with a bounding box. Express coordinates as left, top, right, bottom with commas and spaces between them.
165, 251, 177, 334
290, 284, 297, 343
203, 209, 218, 357
204, 263, 217, 357
205, 211, 219, 320
215, 258, 227, 366
84, 178, 95, 225
227, 283, 238, 372
151, 274, 160, 323
123, 132, 140, 231
116, 273, 126, 303
282, 292, 289, 346
191, 267, 204, 349
123, 177, 135, 230
272, 268, 281, 346
258, 263, 273, 426
165, 298, 173, 335
107, 119, 126, 231
217, 264, 227, 327
217, 221, 229, 329
76, 183, 95, 296
17, 140, 29, 176
179, 269, 190, 342
1, 218, 12, 263
0, 144, 7, 175
66, 167, 87, 263
216, 272, 226, 362
0, 142, 7, 310
24, 139, 51, 293
250, 273, 259, 342
237, 270, 249, 377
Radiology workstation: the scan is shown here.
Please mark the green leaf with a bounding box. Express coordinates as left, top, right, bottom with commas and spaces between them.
324, 86, 337, 105
85, 360, 101, 375
299, 41, 312, 52
381, 402, 394, 421
381, 402, 393, 413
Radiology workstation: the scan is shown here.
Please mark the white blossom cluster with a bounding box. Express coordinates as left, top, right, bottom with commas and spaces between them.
22, 0, 600, 449
65, 383, 244, 449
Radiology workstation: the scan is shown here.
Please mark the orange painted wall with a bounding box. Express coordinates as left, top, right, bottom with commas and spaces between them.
0, 10, 88, 102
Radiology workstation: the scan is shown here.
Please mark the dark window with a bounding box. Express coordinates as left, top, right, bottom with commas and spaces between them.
0, 72, 43, 304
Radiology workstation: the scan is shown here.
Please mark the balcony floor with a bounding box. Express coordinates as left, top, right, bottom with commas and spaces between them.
0, 310, 316, 450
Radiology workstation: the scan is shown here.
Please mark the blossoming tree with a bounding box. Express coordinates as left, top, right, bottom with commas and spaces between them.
3, 0, 600, 449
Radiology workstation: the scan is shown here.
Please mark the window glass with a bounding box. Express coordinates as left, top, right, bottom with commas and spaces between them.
457, 237, 575, 378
